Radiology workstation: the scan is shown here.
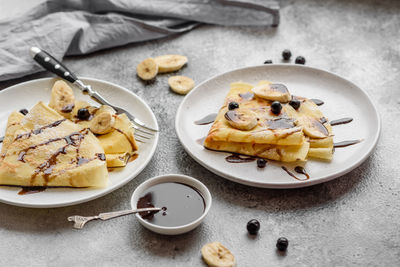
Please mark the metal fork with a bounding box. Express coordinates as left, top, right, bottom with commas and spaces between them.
30, 47, 158, 143
68, 207, 161, 229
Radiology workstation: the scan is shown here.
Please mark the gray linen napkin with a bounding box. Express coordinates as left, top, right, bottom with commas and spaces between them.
0, 0, 279, 81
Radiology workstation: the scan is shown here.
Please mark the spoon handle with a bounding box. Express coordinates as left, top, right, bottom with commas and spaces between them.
98, 208, 161, 221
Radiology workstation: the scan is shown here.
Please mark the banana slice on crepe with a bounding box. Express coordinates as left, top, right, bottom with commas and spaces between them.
296, 117, 329, 139
49, 80, 75, 118
252, 82, 291, 102
154, 54, 187, 73
201, 242, 236, 267
224, 108, 258, 131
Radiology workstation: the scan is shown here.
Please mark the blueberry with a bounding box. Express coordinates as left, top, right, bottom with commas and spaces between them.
289, 99, 301, 110
257, 159, 267, 168
295, 56, 306, 65
228, 102, 239, 110
247, 219, 260, 235
282, 49, 292, 60
77, 108, 91, 120
19, 109, 28, 115
271, 101, 282, 115
276, 237, 289, 251
264, 60, 273, 64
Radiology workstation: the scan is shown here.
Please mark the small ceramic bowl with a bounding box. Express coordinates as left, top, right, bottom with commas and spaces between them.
131, 174, 212, 235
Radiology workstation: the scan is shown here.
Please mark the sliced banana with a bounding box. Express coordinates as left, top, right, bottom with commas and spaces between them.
297, 117, 329, 139
224, 108, 258, 131
201, 242, 236, 267
168, 75, 195, 95
97, 105, 116, 115
136, 58, 158, 80
252, 83, 291, 102
90, 111, 115, 134
154, 54, 187, 73
49, 80, 75, 118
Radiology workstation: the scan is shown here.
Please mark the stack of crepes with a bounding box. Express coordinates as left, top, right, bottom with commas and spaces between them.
0, 80, 138, 188
203, 81, 334, 162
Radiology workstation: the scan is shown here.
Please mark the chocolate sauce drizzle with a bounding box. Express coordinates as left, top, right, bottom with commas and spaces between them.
239, 92, 255, 100
194, 113, 217, 125
18, 186, 47, 195
225, 154, 256, 163
334, 140, 361, 148
15, 119, 66, 140
266, 118, 295, 130
310, 99, 324, 106
281, 166, 309, 181
330, 117, 353, 126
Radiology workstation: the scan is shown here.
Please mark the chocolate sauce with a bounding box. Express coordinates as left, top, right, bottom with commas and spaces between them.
61, 104, 75, 113
294, 166, 310, 180
270, 84, 289, 93
77, 157, 90, 166
225, 154, 256, 163
137, 182, 205, 227
266, 118, 295, 129
311, 99, 324, 106
334, 140, 361, 148
281, 166, 308, 181
239, 92, 255, 100
330, 117, 353, 126
15, 119, 66, 140
312, 119, 329, 136
18, 186, 46, 195
96, 153, 106, 161
320, 117, 328, 124
194, 113, 218, 125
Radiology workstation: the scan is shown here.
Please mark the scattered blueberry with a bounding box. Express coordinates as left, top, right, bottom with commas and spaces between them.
271, 101, 282, 115
295, 56, 306, 65
77, 108, 91, 120
228, 102, 239, 110
19, 109, 28, 115
257, 159, 267, 168
289, 99, 301, 110
276, 237, 289, 251
247, 219, 260, 235
264, 60, 273, 64
282, 49, 292, 60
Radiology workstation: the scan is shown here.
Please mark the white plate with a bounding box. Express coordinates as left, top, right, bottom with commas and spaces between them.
175, 64, 380, 188
0, 77, 159, 207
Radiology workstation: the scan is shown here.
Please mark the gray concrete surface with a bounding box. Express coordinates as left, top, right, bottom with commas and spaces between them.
0, 0, 399, 266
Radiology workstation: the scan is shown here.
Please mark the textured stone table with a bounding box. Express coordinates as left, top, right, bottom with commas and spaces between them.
0, 0, 399, 266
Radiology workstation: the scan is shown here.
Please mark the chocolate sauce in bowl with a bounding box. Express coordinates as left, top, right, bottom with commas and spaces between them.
137, 182, 205, 227
330, 117, 353, 126
194, 113, 217, 125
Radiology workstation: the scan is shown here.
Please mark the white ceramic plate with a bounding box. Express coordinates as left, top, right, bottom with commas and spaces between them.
175, 64, 380, 188
0, 77, 159, 207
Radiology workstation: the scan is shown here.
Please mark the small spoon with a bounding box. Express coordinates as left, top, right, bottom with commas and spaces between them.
68, 207, 161, 229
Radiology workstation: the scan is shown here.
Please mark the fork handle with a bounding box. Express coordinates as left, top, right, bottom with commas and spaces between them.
30, 47, 78, 83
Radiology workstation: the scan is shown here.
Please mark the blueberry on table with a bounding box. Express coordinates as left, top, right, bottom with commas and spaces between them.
264, 60, 273, 64
289, 99, 301, 110
271, 101, 282, 115
295, 56, 306, 65
257, 159, 267, 168
247, 219, 260, 235
282, 49, 292, 60
77, 108, 91, 120
19, 109, 28, 115
228, 102, 239, 110
276, 237, 289, 251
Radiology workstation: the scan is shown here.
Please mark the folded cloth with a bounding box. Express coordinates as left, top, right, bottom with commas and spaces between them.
0, 0, 279, 81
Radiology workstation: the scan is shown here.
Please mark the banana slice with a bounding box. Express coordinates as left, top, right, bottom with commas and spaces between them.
224, 108, 258, 131
154, 55, 188, 73
252, 83, 291, 102
136, 58, 158, 80
49, 80, 75, 118
297, 117, 329, 139
90, 111, 115, 134
201, 242, 236, 267
97, 105, 116, 115
168, 75, 195, 95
